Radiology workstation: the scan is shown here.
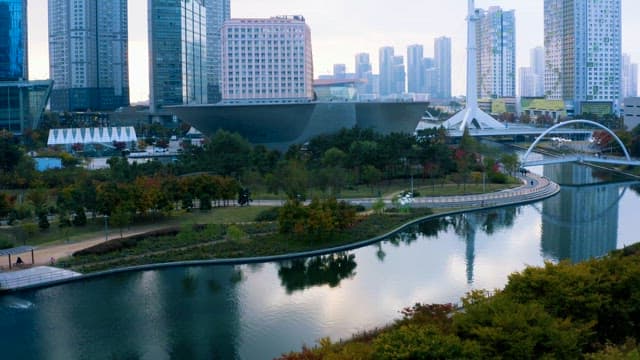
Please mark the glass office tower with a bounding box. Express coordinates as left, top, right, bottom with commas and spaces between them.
0, 0, 28, 81
149, 0, 207, 112
0, 0, 52, 133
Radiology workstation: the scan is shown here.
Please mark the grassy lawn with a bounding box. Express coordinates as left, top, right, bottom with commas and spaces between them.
250, 178, 519, 200
58, 208, 438, 273
0, 179, 517, 250
0, 206, 272, 248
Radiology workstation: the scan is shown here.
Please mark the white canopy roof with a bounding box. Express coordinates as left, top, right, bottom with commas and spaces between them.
47, 127, 138, 146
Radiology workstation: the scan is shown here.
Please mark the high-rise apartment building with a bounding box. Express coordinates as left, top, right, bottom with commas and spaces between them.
149, 0, 207, 112
407, 44, 424, 93
206, 0, 230, 103
48, 0, 129, 111
221, 16, 313, 103
476, 6, 515, 98
434, 36, 451, 99
392, 55, 406, 94
519, 46, 545, 97
379, 46, 394, 96
355, 52, 372, 94
333, 64, 346, 79
544, 0, 621, 113
519, 67, 536, 97
0, 0, 27, 81
622, 54, 638, 98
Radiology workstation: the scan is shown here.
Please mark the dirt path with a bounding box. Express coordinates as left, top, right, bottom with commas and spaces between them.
33, 226, 169, 267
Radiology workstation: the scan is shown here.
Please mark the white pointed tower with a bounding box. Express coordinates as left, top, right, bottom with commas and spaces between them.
443, 0, 503, 130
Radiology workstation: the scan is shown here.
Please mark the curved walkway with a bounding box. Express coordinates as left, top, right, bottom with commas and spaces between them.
349, 171, 559, 209
0, 173, 560, 292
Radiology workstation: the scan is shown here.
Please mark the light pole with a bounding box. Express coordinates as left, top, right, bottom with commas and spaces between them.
104, 214, 109, 242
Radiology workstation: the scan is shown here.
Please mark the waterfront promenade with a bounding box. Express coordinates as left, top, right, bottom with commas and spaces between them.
0, 172, 558, 292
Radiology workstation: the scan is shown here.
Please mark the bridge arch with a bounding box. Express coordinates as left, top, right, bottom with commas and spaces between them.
522, 119, 631, 163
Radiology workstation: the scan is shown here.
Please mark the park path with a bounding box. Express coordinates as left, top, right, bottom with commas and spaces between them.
19, 172, 558, 268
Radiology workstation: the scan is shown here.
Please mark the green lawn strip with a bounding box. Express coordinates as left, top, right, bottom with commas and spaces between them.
0, 206, 270, 248
1, 182, 515, 248
60, 209, 437, 273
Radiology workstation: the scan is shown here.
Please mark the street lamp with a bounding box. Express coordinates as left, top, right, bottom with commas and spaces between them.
104, 214, 109, 242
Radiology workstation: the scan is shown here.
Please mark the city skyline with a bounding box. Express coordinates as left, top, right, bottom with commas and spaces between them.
26, 0, 640, 103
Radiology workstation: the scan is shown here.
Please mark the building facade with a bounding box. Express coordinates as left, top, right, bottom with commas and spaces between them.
48, 0, 129, 112
519, 67, 536, 98
149, 0, 207, 112
531, 46, 545, 95
1, 0, 51, 133
434, 36, 451, 99
378, 46, 394, 96
0, 0, 27, 81
221, 15, 313, 103
392, 55, 405, 95
544, 0, 621, 114
476, 6, 516, 99
622, 54, 638, 98
407, 44, 423, 93
354, 52, 372, 95
205, 0, 230, 103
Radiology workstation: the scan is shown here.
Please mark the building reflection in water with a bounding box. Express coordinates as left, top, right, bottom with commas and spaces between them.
541, 165, 620, 262
414, 208, 520, 284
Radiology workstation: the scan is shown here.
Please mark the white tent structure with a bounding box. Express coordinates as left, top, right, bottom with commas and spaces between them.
442, 0, 504, 131
47, 127, 138, 148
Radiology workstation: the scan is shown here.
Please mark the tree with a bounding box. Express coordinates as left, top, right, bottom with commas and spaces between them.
0, 130, 22, 173
110, 206, 133, 238
500, 153, 520, 176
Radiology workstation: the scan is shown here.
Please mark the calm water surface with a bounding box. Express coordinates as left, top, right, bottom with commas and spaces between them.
1, 163, 639, 359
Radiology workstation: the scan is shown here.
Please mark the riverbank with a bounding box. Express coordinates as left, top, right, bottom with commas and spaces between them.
0, 171, 559, 292
278, 242, 640, 359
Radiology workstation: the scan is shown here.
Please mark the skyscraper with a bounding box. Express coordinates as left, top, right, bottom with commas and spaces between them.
519, 46, 545, 97
48, 0, 129, 111
333, 64, 346, 79
392, 55, 406, 94
622, 54, 638, 98
354, 52, 372, 94
1, 0, 52, 134
379, 46, 394, 96
434, 36, 451, 99
206, 0, 230, 104
221, 16, 313, 102
0, 0, 27, 81
149, 0, 207, 112
519, 67, 537, 97
544, 0, 621, 113
531, 46, 545, 96
407, 44, 424, 93
476, 6, 516, 98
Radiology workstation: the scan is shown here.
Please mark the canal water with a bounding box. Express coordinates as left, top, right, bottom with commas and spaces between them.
1, 163, 638, 359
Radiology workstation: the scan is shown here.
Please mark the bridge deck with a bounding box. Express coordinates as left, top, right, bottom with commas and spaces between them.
522, 155, 640, 167
447, 126, 592, 138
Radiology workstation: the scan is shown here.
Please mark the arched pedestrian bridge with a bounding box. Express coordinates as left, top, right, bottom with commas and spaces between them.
521, 120, 640, 167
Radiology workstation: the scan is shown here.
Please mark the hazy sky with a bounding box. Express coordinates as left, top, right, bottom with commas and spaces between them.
26, 0, 640, 102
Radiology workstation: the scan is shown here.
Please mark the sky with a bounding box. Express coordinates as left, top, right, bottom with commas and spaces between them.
26, 0, 640, 103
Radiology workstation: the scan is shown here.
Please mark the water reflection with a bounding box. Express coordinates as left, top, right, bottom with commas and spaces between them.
1, 163, 638, 360
540, 164, 631, 262
277, 253, 357, 294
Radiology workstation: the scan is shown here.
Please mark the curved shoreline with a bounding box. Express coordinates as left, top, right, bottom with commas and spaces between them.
1, 174, 560, 293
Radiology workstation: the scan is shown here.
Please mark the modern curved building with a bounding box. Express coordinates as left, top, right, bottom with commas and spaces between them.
168, 101, 428, 150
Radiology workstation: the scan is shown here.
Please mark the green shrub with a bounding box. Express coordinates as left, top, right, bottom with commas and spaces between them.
255, 207, 280, 222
